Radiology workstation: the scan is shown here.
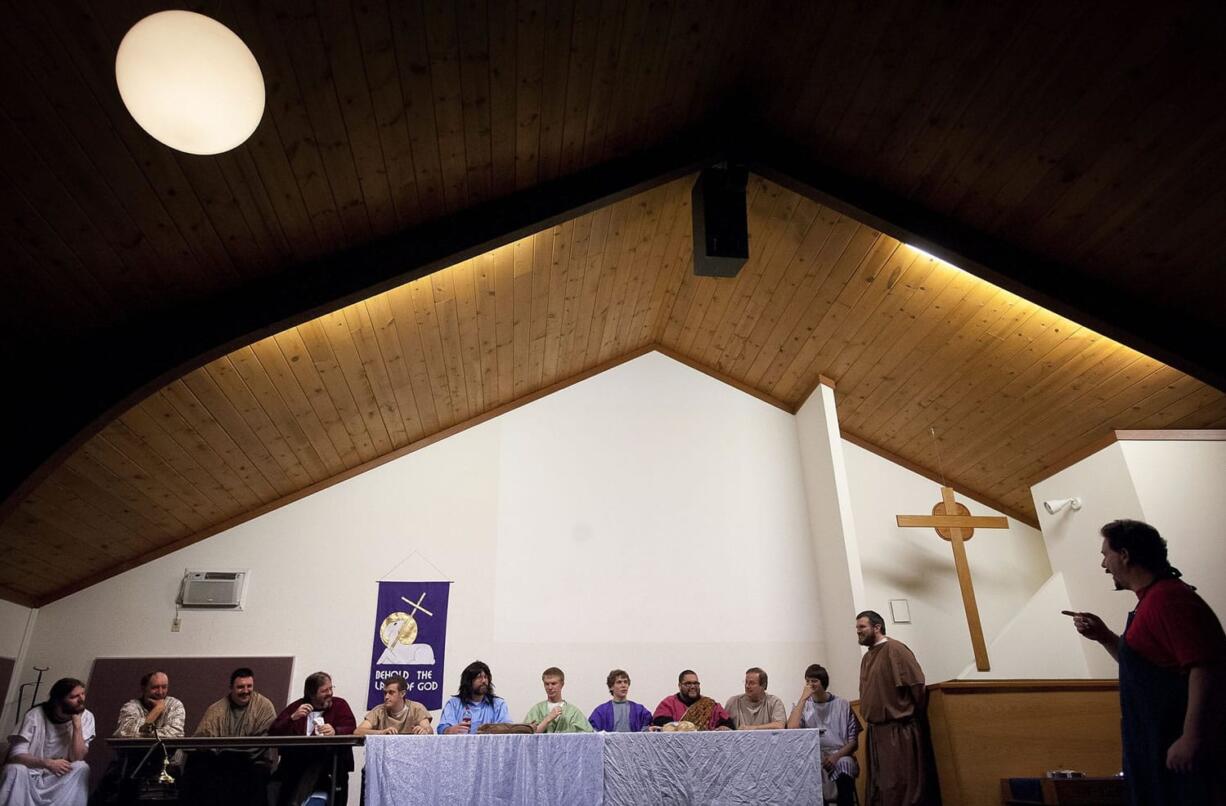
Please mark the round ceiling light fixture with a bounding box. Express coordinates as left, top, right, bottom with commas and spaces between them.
116, 10, 264, 155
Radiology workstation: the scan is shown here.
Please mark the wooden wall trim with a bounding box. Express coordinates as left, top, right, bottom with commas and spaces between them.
840, 429, 1040, 528
1029, 428, 1226, 487
652, 346, 794, 413
1114, 429, 1226, 441
33, 345, 658, 607
929, 679, 1119, 694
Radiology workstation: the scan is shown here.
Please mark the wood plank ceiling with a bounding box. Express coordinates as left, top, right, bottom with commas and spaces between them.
3, 174, 1224, 605
1, 0, 1225, 604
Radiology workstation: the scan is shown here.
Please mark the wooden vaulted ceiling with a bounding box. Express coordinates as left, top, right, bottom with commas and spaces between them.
1, 1, 1224, 605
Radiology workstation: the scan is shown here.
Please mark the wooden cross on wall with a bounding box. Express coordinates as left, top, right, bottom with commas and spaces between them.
896, 486, 1009, 672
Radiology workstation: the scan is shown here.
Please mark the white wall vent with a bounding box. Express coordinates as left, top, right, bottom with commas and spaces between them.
178, 570, 247, 609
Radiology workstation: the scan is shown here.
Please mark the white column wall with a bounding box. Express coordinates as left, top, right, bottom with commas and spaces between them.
0, 599, 36, 728
1031, 442, 1146, 678
1120, 439, 1226, 618
795, 385, 865, 695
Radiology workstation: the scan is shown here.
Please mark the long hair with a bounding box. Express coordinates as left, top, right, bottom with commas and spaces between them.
1102, 519, 1183, 580
304, 671, 331, 701
457, 660, 494, 702
40, 677, 84, 718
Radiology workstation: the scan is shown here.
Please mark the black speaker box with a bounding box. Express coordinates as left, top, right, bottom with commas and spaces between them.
692, 165, 749, 277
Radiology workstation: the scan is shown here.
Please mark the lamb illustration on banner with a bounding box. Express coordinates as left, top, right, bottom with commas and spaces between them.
376, 592, 436, 665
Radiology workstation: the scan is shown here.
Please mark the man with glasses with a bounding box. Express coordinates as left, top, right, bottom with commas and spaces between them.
651, 670, 734, 731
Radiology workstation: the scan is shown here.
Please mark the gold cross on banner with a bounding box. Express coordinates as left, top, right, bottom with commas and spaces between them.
895, 486, 1009, 672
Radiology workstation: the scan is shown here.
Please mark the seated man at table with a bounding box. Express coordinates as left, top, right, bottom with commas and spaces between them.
355, 675, 433, 736
724, 667, 787, 730
524, 667, 593, 733
270, 671, 357, 806
183, 666, 277, 806
437, 660, 511, 734
0, 677, 93, 806
91, 670, 186, 804
786, 663, 860, 806
588, 669, 654, 732
652, 670, 734, 731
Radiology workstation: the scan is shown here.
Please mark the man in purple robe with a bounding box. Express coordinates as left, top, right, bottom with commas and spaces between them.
588, 669, 653, 732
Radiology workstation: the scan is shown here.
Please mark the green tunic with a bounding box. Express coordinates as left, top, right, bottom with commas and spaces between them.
523, 700, 594, 733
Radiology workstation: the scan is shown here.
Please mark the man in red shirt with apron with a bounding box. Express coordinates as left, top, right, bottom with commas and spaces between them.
1065, 519, 1225, 805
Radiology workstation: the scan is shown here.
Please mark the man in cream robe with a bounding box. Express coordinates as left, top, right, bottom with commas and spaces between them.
0, 678, 94, 806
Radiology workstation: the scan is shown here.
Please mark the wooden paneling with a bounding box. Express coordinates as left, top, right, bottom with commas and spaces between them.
926, 680, 1122, 806
3, 175, 1223, 605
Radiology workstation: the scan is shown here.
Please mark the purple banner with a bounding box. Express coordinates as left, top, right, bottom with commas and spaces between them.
367, 581, 451, 711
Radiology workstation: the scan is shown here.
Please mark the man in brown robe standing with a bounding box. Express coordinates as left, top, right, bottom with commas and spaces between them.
857, 610, 937, 806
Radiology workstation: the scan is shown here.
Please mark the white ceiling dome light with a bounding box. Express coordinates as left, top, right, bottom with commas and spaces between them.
115, 10, 265, 155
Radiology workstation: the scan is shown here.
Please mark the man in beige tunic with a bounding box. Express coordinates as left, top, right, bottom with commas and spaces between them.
183, 667, 277, 806
355, 675, 433, 736
856, 610, 936, 806
724, 667, 787, 730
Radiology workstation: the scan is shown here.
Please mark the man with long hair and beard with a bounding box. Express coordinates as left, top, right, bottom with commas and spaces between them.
437, 660, 510, 734
1, 677, 94, 806
1065, 520, 1225, 806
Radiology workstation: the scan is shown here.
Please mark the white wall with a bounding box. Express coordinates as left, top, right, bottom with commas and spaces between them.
842, 441, 1053, 683
1033, 438, 1226, 677
1121, 439, 1226, 618
957, 573, 1089, 679
795, 385, 865, 695
18, 352, 824, 791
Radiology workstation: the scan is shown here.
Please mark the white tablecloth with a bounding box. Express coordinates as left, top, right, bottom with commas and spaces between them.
365, 729, 824, 806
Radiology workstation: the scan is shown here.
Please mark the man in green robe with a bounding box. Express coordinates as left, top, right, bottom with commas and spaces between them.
523, 667, 593, 733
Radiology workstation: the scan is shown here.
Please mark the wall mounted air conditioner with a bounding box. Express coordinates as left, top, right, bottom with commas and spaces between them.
178, 570, 247, 609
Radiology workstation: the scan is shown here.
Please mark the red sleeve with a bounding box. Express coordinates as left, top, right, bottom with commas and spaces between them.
269, 700, 303, 736
330, 699, 357, 735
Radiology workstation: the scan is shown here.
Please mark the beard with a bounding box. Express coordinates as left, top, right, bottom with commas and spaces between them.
61, 700, 86, 716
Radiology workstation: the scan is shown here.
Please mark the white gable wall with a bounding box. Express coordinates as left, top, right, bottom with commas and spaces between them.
16, 352, 824, 737
841, 441, 1053, 682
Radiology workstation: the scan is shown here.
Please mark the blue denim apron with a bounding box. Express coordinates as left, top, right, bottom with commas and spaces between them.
1118, 611, 1211, 805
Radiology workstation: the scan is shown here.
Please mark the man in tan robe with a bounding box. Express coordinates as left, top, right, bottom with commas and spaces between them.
857, 610, 937, 806
183, 667, 277, 806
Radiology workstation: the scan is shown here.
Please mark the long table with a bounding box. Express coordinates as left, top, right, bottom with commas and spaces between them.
364, 729, 825, 805
108, 735, 362, 806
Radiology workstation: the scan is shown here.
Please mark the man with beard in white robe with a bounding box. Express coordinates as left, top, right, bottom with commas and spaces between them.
1, 677, 95, 806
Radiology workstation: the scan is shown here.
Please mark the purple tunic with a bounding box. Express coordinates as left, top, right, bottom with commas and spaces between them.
588, 699, 653, 732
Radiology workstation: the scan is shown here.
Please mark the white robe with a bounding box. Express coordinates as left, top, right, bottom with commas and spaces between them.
0, 707, 95, 806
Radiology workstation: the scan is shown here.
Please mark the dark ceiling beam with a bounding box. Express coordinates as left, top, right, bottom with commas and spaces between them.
742, 133, 1226, 395
0, 132, 727, 519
